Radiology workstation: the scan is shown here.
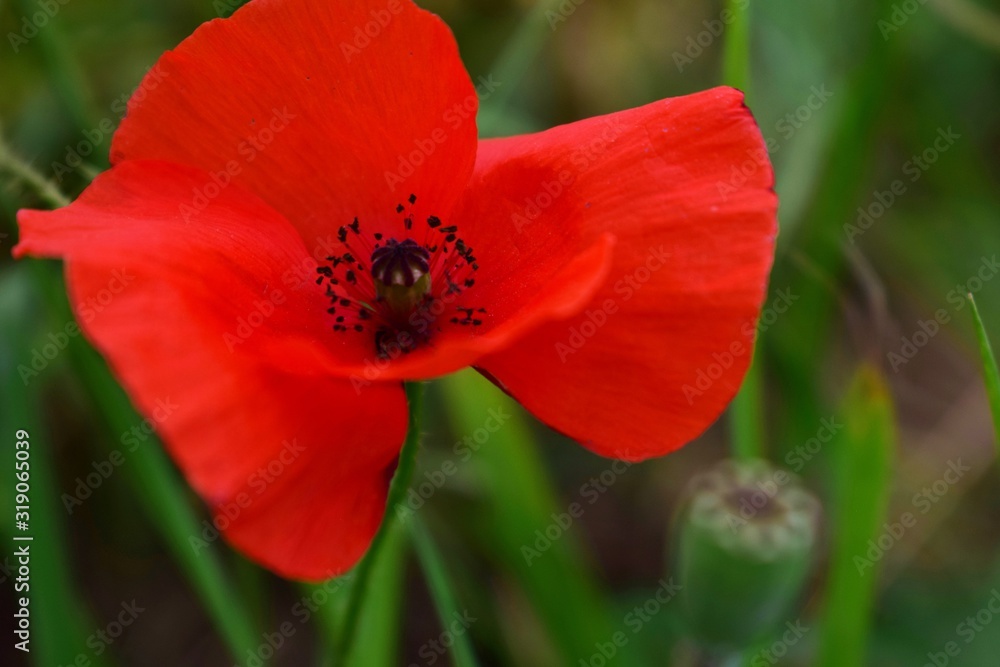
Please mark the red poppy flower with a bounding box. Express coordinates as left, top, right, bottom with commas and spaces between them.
14, 0, 776, 580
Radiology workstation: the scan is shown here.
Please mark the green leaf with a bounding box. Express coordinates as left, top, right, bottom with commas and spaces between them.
33, 264, 258, 664
766, 0, 899, 459
720, 0, 765, 468
408, 515, 480, 667
10, 0, 104, 150
729, 354, 766, 461
0, 269, 112, 667
816, 365, 896, 667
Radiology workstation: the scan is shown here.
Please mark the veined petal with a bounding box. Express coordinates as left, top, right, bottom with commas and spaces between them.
111, 0, 479, 247
15, 160, 408, 579
471, 87, 778, 461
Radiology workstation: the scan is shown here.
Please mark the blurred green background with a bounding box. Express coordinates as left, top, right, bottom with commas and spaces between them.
2, 0, 1000, 665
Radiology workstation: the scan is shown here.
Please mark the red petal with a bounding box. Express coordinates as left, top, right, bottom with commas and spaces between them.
473, 87, 778, 461
111, 0, 478, 246
15, 161, 408, 579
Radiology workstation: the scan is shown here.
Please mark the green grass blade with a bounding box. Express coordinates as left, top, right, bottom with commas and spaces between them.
966, 293, 1000, 450
300, 575, 354, 667
0, 398, 112, 667
4, 170, 258, 662
816, 364, 896, 667
233, 555, 267, 637
440, 370, 620, 664
72, 349, 259, 661
766, 0, 897, 456
0, 270, 112, 667
478, 0, 569, 127
11, 0, 102, 144
32, 264, 258, 663
408, 515, 480, 667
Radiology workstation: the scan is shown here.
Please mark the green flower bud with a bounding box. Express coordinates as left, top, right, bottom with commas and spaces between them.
675, 458, 821, 653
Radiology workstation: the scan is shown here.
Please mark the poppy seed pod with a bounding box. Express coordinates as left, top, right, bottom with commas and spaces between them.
675, 458, 821, 653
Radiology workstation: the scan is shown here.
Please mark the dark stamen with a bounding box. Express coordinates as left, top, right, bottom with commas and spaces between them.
313, 202, 488, 355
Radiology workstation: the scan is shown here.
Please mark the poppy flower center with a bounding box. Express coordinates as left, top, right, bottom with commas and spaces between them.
371, 238, 432, 318
315, 195, 484, 358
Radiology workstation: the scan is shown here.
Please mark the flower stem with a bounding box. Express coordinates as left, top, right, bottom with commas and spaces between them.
0, 134, 71, 209
336, 381, 425, 663
730, 355, 765, 461
721, 0, 752, 94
